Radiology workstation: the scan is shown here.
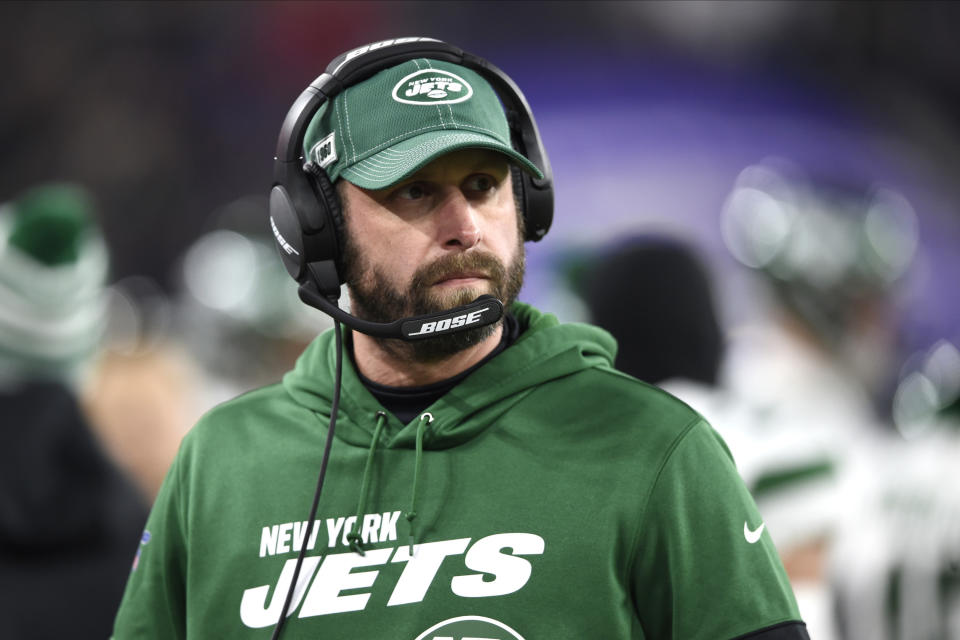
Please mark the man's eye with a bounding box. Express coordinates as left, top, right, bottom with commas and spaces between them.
396, 183, 427, 200
465, 174, 496, 193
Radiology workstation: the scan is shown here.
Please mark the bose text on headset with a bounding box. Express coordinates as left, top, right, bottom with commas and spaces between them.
269, 36, 552, 341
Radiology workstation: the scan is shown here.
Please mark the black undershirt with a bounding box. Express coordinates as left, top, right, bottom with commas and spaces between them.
354, 314, 519, 424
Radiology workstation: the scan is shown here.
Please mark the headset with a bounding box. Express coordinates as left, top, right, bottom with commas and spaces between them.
269, 36, 553, 340
267, 39, 553, 639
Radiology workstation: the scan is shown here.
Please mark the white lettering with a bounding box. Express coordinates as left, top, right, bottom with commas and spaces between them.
340, 516, 358, 546
243, 529, 545, 624
413, 321, 436, 335
406, 80, 428, 97
388, 538, 471, 606
292, 521, 310, 552
340, 38, 427, 68
307, 520, 321, 550
270, 217, 299, 256
277, 522, 293, 554
361, 513, 381, 545
379, 511, 401, 543
260, 525, 279, 558
240, 556, 321, 628
407, 307, 490, 337
451, 533, 544, 598
326, 517, 346, 549
299, 548, 393, 616
260, 521, 322, 557
343, 45, 371, 63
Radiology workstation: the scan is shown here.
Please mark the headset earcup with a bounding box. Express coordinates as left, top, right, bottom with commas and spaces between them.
294, 165, 345, 297
513, 165, 552, 242
521, 171, 553, 242
271, 159, 345, 297
269, 185, 307, 280
306, 166, 345, 270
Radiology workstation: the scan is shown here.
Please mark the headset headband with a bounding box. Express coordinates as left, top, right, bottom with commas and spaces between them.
269, 37, 553, 301
273, 37, 552, 201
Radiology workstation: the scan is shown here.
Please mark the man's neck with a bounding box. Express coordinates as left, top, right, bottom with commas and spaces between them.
352, 324, 504, 387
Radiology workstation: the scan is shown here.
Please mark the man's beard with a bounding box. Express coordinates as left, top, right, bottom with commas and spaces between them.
343, 238, 525, 364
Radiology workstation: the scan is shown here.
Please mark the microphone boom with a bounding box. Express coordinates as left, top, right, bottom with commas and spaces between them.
298, 282, 504, 341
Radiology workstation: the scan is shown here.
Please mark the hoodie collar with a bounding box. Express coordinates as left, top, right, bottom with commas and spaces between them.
282, 302, 617, 451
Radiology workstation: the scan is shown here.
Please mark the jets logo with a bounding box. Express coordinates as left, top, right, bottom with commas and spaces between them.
414, 615, 525, 640
392, 70, 474, 105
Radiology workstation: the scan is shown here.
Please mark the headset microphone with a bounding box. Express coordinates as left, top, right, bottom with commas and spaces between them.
269, 37, 552, 340
268, 38, 551, 640
297, 281, 504, 340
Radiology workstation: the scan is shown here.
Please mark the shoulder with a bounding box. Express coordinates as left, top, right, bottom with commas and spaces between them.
178, 382, 308, 462
506, 363, 720, 483
537, 364, 709, 442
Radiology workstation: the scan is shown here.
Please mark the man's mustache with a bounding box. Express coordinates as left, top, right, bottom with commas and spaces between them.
411, 251, 507, 290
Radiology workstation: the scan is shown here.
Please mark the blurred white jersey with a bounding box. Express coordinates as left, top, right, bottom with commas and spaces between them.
830, 422, 960, 640
663, 321, 886, 640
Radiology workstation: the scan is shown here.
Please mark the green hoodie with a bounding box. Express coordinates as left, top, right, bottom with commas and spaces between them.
113, 303, 803, 639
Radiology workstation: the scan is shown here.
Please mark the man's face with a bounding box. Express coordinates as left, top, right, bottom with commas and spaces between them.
340, 148, 525, 362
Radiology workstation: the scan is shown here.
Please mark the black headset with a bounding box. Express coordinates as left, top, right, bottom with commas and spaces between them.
269, 37, 553, 326
267, 40, 555, 639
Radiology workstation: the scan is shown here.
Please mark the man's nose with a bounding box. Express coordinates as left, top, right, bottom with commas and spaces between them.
436, 189, 481, 250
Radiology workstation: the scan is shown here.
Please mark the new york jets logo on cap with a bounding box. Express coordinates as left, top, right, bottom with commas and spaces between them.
413, 615, 525, 640
392, 69, 474, 105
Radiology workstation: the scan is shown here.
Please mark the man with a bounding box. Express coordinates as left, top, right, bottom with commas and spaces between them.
0, 183, 148, 638
113, 40, 808, 639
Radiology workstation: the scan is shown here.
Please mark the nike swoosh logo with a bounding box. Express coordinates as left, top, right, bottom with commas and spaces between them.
744, 521, 765, 544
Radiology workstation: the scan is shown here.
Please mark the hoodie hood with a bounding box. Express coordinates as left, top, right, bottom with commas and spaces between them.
282, 302, 617, 450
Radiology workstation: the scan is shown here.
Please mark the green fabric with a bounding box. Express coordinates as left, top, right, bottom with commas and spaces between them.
752, 460, 836, 499
0, 183, 107, 382
302, 58, 543, 189
6, 183, 95, 266
112, 303, 801, 639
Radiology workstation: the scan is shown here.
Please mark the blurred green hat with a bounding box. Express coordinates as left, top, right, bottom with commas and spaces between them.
0, 183, 108, 384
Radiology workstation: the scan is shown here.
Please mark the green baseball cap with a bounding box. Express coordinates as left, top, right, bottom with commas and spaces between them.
302, 58, 544, 189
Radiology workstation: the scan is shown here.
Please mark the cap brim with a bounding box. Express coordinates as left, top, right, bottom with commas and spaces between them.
339, 131, 544, 190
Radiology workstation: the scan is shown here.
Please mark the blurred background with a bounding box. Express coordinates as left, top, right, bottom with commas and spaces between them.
2, 1, 958, 638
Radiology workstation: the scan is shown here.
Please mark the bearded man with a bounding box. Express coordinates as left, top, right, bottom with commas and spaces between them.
112, 39, 808, 640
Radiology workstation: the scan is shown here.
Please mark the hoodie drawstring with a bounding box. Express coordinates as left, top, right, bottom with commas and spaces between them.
347, 411, 387, 555
406, 412, 432, 554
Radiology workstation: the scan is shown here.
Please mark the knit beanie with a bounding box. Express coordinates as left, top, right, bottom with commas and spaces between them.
0, 183, 109, 385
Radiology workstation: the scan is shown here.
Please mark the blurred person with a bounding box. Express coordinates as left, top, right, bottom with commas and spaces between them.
0, 183, 148, 638
712, 158, 917, 555
172, 196, 332, 412
84, 200, 332, 502
831, 340, 960, 640
113, 38, 808, 639
654, 159, 920, 639
82, 294, 199, 501
578, 229, 841, 638
580, 234, 724, 386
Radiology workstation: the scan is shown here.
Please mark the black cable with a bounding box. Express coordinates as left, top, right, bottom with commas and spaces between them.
270, 319, 343, 639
